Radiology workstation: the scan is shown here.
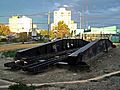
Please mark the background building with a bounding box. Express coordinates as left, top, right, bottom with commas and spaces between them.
80, 26, 119, 42
51, 8, 77, 36
9, 16, 32, 33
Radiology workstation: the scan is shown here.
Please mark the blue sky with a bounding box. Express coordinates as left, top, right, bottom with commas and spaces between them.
0, 0, 120, 29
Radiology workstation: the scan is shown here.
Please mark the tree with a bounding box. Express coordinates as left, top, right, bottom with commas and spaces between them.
38, 30, 55, 40
18, 32, 28, 44
55, 21, 70, 38
39, 30, 49, 37
0, 24, 11, 36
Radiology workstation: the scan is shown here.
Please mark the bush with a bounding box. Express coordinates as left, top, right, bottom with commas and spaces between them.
18, 32, 28, 44
0, 38, 7, 42
12, 38, 20, 43
8, 83, 35, 90
1, 50, 17, 58
38, 39, 49, 43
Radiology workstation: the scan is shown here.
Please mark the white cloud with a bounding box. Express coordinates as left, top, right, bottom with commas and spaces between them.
85, 10, 90, 15
89, 6, 120, 16
63, 5, 69, 7
108, 6, 120, 12
54, 3, 61, 7
70, 0, 82, 3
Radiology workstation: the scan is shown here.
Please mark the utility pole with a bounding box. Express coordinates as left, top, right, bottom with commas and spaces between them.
79, 11, 82, 29
48, 11, 50, 39
82, 9, 84, 29
79, 11, 83, 39
84, 0, 88, 28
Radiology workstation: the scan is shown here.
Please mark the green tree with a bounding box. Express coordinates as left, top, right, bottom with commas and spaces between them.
55, 21, 70, 38
18, 32, 28, 44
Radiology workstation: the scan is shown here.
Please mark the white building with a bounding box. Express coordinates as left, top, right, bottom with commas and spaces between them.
9, 16, 32, 33
51, 8, 77, 36
84, 26, 117, 34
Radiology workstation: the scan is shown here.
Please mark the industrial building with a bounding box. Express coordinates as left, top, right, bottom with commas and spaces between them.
78, 26, 120, 42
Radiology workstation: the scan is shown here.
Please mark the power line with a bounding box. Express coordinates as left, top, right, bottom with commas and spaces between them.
0, 12, 54, 18
0, 11, 120, 29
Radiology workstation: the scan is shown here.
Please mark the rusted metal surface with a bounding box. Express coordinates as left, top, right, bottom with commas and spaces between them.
4, 39, 89, 73
15, 39, 89, 60
67, 39, 113, 64
4, 39, 113, 73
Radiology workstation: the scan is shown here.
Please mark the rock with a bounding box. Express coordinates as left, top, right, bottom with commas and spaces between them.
73, 73, 77, 76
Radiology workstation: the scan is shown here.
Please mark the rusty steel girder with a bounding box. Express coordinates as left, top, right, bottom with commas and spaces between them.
4, 39, 114, 73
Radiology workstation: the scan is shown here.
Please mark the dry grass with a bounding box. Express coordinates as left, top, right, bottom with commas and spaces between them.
0, 43, 40, 52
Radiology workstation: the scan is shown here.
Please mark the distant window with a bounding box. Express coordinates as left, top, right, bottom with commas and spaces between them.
17, 16, 20, 18
61, 12, 64, 17
61, 12, 64, 14
68, 12, 71, 16
55, 12, 57, 14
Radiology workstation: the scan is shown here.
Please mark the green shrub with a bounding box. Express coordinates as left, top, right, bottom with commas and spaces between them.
8, 83, 35, 90
1, 50, 17, 58
12, 38, 20, 43
38, 39, 49, 43
0, 38, 7, 42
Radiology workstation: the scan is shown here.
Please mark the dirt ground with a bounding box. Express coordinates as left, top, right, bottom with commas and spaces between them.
0, 43, 41, 52
0, 44, 120, 90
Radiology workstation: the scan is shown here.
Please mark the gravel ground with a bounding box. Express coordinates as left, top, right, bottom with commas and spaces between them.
0, 45, 120, 90
37, 76, 120, 90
